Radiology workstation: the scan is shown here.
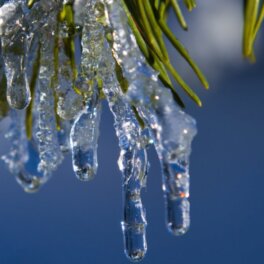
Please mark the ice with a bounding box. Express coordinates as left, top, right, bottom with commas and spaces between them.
2, 110, 50, 193
98, 38, 148, 260
0, 1, 31, 109
75, 0, 149, 258
34, 68, 63, 173
0, 0, 199, 260
73, 0, 105, 94
29, 1, 64, 173
58, 119, 72, 153
70, 90, 101, 181
56, 16, 83, 120
104, 0, 197, 236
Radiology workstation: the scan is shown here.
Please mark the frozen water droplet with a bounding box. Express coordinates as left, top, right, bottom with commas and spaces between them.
6, 71, 31, 109
70, 93, 101, 181
2, 110, 51, 192
16, 173, 41, 193
17, 138, 51, 192
0, 1, 31, 109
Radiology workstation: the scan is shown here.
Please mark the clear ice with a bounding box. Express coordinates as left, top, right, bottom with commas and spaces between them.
2, 110, 49, 193
70, 91, 101, 181
69, 0, 104, 181
0, 1, 31, 109
104, 0, 197, 236
29, 1, 64, 174
56, 16, 83, 121
0, 0, 198, 261
75, 0, 149, 260
100, 45, 148, 261
74, 0, 104, 93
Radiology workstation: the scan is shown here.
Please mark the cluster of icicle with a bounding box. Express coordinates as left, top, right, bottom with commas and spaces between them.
0, 0, 197, 261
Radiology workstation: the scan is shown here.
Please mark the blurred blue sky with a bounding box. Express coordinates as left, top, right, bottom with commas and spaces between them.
1, 0, 264, 263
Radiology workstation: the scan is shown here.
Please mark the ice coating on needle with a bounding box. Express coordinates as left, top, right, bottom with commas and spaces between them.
99, 43, 148, 262
102, 62, 148, 262
0, 0, 200, 260
74, 1, 149, 259
56, 18, 83, 120
74, 0, 104, 94
70, 92, 101, 181
2, 110, 49, 193
29, 1, 63, 173
69, 0, 104, 182
1, 0, 65, 191
58, 119, 72, 153
104, 0, 197, 236
0, 1, 31, 109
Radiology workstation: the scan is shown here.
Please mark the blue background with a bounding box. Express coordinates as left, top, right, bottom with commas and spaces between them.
1, 1, 264, 263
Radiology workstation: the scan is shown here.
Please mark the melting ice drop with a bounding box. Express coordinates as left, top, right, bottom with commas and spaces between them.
70, 95, 101, 181
0, 1, 31, 109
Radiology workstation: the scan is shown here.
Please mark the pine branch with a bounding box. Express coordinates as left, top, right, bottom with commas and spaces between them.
25, 0, 264, 108
122, 0, 209, 107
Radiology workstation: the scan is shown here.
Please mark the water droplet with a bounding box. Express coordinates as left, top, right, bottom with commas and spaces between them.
70, 96, 101, 181
16, 173, 41, 193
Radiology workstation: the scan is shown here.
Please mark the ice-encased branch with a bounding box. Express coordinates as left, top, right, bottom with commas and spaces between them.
0, 1, 31, 109
74, 1, 149, 260
104, 0, 197, 235
100, 47, 148, 261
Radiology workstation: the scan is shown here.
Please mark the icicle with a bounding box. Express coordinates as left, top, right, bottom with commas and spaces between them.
35, 67, 64, 173
107, 85, 148, 262
17, 138, 51, 193
0, 1, 31, 109
1, 110, 49, 193
157, 112, 196, 235
98, 37, 148, 260
68, 0, 105, 182
105, 83, 148, 261
74, 0, 149, 257
104, 0, 197, 236
120, 146, 148, 262
29, 1, 64, 174
74, 0, 149, 258
70, 90, 101, 181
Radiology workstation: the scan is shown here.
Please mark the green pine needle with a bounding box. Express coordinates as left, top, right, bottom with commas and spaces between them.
243, 0, 264, 61
122, 0, 209, 107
